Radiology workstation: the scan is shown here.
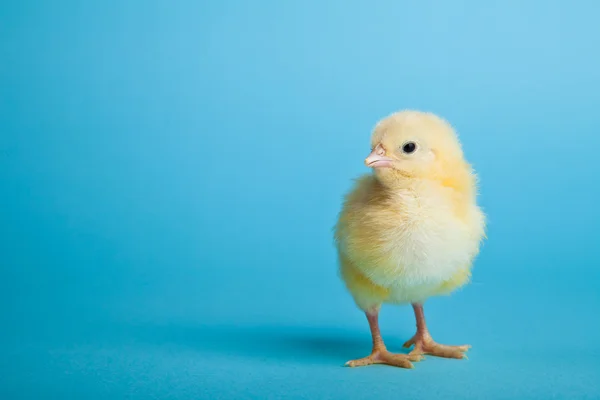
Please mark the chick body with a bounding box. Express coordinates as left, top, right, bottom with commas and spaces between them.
336, 173, 484, 311
334, 110, 485, 312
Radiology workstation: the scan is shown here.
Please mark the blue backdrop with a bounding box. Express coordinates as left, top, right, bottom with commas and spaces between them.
2, 1, 599, 399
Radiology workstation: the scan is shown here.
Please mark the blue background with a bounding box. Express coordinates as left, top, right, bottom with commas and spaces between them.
2, 1, 599, 399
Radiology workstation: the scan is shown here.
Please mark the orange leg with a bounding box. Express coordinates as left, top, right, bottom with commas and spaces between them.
346, 308, 423, 369
403, 303, 470, 359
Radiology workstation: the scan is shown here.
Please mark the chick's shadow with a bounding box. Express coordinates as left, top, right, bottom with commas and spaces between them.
131, 324, 412, 364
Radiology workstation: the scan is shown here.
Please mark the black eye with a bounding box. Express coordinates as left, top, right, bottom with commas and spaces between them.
402, 142, 417, 154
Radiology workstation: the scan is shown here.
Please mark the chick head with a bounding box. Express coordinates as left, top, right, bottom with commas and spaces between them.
365, 110, 468, 188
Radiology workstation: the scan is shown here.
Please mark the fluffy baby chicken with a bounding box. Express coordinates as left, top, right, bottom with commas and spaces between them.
334, 110, 485, 369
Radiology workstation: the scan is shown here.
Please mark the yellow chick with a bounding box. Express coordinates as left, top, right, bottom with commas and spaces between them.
334, 110, 486, 369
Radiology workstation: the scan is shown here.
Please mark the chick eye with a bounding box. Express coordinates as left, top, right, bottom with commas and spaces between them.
402, 142, 417, 154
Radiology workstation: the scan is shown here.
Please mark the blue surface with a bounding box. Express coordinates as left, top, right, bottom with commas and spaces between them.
2, 1, 600, 399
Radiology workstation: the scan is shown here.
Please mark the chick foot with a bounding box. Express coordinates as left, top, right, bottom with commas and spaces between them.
346, 348, 422, 369
404, 303, 470, 360
403, 333, 470, 359
346, 308, 423, 369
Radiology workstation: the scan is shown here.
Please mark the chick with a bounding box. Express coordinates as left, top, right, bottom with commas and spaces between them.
334, 110, 485, 369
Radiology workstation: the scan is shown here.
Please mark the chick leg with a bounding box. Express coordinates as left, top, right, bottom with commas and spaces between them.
403, 303, 470, 359
346, 308, 422, 368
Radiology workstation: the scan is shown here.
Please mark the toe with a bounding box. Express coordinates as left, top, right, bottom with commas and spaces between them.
408, 352, 425, 362
427, 343, 470, 359
345, 351, 416, 369
345, 356, 375, 367
377, 351, 415, 369
381, 353, 414, 369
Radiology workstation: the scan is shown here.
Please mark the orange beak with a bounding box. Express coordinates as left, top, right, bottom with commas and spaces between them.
365, 144, 394, 168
